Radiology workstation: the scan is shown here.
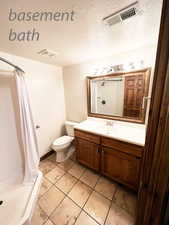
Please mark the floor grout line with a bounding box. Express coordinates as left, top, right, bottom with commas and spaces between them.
49, 162, 94, 224
38, 155, 137, 225
81, 177, 110, 225
82, 208, 101, 225
73, 170, 101, 225
45, 167, 88, 223
54, 176, 79, 195
38, 182, 55, 200
72, 209, 83, 225
103, 197, 113, 225
40, 164, 110, 224
39, 157, 77, 225
48, 189, 68, 223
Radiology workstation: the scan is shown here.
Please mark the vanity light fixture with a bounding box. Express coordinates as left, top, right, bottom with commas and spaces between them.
92, 60, 144, 76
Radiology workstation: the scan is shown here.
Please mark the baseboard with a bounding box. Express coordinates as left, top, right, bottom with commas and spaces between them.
40, 150, 55, 161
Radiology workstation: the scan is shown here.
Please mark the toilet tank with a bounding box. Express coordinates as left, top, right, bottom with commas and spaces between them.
65, 121, 78, 137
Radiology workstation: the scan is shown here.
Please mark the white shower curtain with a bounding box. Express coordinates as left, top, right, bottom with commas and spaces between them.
14, 70, 39, 184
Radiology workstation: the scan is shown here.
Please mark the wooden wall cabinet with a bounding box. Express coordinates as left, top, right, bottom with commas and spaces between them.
75, 129, 143, 190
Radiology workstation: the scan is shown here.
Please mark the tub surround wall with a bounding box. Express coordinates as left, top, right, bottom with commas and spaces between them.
0, 73, 23, 183
93, 79, 125, 116
0, 51, 66, 157
63, 44, 157, 123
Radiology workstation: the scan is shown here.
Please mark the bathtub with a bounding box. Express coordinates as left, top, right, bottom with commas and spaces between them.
0, 171, 42, 225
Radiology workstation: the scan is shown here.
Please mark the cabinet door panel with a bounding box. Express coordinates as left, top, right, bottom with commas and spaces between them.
101, 147, 140, 190
123, 74, 145, 119
76, 137, 100, 171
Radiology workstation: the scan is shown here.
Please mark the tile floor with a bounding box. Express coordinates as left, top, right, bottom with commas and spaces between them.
31, 152, 137, 225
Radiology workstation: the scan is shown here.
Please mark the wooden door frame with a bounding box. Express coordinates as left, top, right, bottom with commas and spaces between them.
137, 0, 169, 224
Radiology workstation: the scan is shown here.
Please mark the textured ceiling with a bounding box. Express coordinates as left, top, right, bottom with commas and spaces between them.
0, 0, 163, 66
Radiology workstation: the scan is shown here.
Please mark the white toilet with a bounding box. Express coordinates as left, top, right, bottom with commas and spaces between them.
51, 121, 78, 162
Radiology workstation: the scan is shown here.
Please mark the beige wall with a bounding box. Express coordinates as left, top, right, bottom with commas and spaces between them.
0, 43, 158, 173
63, 44, 157, 123
0, 52, 66, 157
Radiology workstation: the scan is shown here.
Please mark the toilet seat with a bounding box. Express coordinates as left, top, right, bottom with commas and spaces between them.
53, 135, 74, 148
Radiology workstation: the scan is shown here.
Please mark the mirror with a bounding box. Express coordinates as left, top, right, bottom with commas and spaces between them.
87, 68, 151, 123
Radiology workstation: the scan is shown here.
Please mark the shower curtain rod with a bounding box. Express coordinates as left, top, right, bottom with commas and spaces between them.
0, 57, 25, 73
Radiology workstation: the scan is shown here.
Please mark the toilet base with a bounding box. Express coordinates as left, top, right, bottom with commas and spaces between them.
56, 145, 75, 162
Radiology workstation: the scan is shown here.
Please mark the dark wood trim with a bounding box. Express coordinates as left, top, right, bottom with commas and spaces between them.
137, 0, 169, 224
162, 183, 169, 225
88, 112, 145, 124
87, 77, 92, 121
141, 69, 151, 122
40, 150, 55, 161
86, 68, 151, 80
87, 68, 151, 124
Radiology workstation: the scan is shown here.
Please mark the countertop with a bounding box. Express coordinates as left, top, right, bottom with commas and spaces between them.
74, 118, 146, 146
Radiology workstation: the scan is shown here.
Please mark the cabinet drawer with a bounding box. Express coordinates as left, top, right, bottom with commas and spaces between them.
75, 129, 100, 144
101, 136, 142, 157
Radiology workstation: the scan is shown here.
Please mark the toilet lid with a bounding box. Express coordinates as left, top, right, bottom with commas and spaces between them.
53, 135, 74, 146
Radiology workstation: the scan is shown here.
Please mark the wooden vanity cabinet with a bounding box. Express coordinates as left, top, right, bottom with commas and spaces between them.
101, 136, 142, 190
101, 147, 140, 190
75, 129, 100, 171
75, 129, 143, 190
76, 138, 100, 171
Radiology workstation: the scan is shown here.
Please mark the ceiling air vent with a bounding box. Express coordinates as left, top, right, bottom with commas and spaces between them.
37, 49, 58, 57
103, 1, 141, 26
120, 7, 137, 20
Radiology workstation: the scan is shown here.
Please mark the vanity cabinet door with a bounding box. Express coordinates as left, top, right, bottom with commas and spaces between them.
101, 147, 140, 190
76, 137, 100, 171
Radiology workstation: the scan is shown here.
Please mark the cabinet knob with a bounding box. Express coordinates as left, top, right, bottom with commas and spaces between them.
97, 148, 101, 153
